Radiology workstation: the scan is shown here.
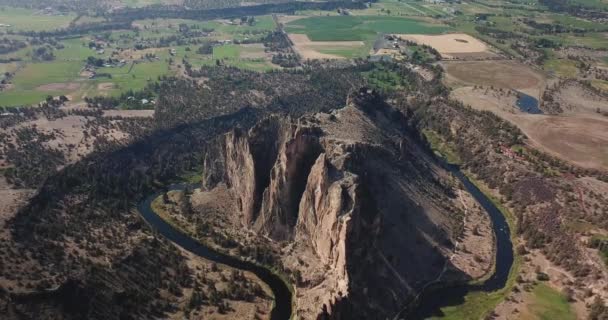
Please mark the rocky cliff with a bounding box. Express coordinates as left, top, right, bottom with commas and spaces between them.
200, 89, 470, 319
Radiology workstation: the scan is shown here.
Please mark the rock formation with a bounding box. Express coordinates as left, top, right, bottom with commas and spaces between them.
200, 89, 469, 319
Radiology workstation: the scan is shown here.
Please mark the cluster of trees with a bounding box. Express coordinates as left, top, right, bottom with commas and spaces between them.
0, 37, 27, 55
271, 52, 298, 68
160, 64, 366, 127
32, 46, 55, 61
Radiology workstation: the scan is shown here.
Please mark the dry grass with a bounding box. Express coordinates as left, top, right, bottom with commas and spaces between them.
36, 82, 81, 91
452, 86, 608, 170
444, 60, 545, 92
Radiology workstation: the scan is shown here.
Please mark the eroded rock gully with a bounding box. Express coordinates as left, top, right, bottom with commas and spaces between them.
199, 90, 481, 319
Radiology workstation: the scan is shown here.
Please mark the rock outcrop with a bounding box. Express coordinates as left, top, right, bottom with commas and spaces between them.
200, 89, 469, 319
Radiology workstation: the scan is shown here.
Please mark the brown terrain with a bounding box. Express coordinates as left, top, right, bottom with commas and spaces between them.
452, 85, 608, 171
398, 33, 500, 60
443, 60, 545, 98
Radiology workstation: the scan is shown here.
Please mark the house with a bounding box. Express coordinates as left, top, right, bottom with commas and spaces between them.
169, 48, 176, 56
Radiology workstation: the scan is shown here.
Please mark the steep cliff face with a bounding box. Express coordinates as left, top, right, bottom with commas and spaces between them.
201, 89, 467, 319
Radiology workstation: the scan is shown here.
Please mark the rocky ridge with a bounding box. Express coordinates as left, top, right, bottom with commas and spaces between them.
198, 89, 479, 319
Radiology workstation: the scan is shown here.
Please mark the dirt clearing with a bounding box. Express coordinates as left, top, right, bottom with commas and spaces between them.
397, 33, 496, 59
97, 82, 115, 91
103, 109, 154, 118
36, 82, 81, 91
238, 43, 268, 59
288, 33, 365, 60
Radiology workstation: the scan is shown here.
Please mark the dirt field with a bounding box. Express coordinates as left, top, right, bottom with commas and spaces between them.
453, 86, 608, 170
97, 82, 115, 91
444, 61, 545, 96
103, 109, 154, 118
523, 114, 608, 170
288, 33, 365, 60
397, 33, 497, 59
36, 82, 81, 91
551, 81, 608, 114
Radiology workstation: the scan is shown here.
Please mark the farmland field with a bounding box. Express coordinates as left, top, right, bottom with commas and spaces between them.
443, 60, 544, 92
285, 16, 449, 42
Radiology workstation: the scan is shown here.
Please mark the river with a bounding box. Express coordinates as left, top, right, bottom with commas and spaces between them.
138, 164, 513, 320
137, 184, 292, 320
409, 165, 514, 319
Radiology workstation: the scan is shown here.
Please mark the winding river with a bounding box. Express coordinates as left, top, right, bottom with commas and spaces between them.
137, 184, 292, 320
410, 165, 514, 319
138, 163, 514, 320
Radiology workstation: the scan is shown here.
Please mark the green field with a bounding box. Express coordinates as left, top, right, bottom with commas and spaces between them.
285, 16, 449, 41
544, 58, 579, 78
526, 284, 576, 320
213, 44, 240, 60
0, 57, 173, 106
0, 7, 74, 32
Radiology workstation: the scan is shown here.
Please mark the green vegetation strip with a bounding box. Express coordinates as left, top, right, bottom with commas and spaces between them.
423, 129, 522, 319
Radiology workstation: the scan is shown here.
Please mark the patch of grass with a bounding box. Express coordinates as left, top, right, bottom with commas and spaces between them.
213, 44, 240, 60
208, 44, 277, 72
10, 61, 82, 90
589, 235, 608, 266
1, 58, 173, 106
101, 61, 172, 95
568, 0, 608, 10
590, 79, 608, 93
285, 15, 449, 41
543, 58, 578, 78
317, 45, 371, 59
563, 33, 608, 50
361, 64, 410, 92
548, 14, 608, 31
0, 90, 56, 106
422, 129, 462, 165
54, 38, 98, 61
0, 6, 74, 31
527, 283, 576, 320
